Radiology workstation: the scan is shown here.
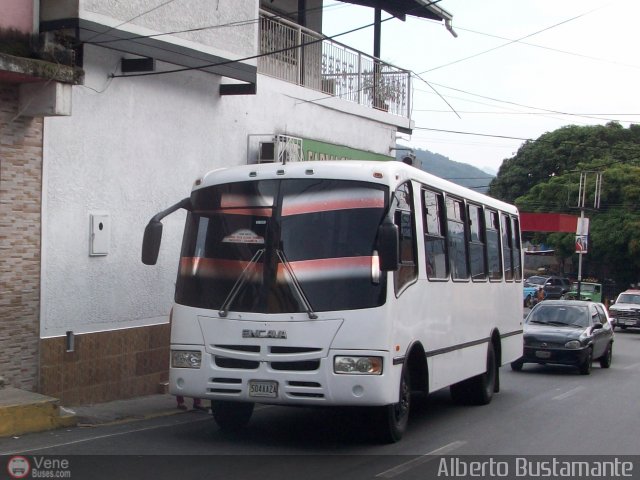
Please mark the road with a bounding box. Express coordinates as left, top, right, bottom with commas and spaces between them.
2, 330, 640, 479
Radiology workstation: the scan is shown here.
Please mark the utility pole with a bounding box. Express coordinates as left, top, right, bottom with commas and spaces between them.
576, 171, 602, 298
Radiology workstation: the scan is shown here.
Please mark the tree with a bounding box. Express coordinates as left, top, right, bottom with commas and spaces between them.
489, 123, 640, 287
489, 122, 640, 203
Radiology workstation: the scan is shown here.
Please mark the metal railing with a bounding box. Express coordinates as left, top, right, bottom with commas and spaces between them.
258, 10, 411, 119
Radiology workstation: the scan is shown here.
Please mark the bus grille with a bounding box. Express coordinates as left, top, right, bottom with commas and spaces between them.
215, 357, 259, 369
271, 360, 320, 371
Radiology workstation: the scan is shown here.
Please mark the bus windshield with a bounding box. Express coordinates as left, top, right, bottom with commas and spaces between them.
175, 178, 388, 313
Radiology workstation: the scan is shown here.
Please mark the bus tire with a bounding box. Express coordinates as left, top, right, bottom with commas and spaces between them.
212, 400, 254, 432
377, 365, 411, 443
450, 343, 497, 405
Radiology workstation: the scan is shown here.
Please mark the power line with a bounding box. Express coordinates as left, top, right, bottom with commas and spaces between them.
83, 0, 179, 45
109, 13, 387, 78
413, 126, 531, 141
86, 3, 348, 46
451, 25, 640, 71
104, 1, 444, 79
422, 81, 625, 123
417, 6, 604, 74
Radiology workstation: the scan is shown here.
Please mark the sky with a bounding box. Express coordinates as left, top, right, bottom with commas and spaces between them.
321, 0, 640, 174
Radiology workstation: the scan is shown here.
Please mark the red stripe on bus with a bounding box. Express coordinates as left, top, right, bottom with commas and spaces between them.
282, 198, 384, 216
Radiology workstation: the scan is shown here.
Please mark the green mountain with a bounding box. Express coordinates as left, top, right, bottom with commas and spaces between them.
396, 146, 494, 193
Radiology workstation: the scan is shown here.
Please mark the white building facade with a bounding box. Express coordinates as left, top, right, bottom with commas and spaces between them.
9, 0, 453, 404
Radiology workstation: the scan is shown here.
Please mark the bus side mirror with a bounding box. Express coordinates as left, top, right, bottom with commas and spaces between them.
377, 218, 399, 272
142, 220, 163, 265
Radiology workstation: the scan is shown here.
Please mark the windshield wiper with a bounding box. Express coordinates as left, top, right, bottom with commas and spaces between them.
529, 320, 549, 324
276, 249, 318, 320
218, 249, 265, 318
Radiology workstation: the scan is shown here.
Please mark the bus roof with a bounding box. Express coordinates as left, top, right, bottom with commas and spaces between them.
194, 161, 517, 214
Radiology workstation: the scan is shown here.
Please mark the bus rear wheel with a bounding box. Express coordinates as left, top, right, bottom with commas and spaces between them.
376, 365, 411, 443
450, 344, 497, 405
212, 400, 254, 432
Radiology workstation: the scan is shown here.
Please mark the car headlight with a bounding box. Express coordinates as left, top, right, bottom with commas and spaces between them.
171, 350, 202, 368
564, 340, 581, 349
334, 356, 383, 375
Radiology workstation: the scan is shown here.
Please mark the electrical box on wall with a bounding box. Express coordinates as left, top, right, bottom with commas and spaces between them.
90, 213, 110, 256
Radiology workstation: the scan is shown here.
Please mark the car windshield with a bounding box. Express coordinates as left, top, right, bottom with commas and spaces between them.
617, 294, 640, 304
527, 305, 589, 327
175, 178, 388, 313
526, 276, 547, 286
572, 283, 597, 293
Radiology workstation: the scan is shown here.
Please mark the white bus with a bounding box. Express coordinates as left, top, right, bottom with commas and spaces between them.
142, 160, 523, 442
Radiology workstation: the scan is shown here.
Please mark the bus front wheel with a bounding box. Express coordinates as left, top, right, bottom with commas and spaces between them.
212, 400, 254, 432
376, 365, 411, 443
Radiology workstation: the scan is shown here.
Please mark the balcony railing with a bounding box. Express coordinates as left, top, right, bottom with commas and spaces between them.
258, 10, 411, 119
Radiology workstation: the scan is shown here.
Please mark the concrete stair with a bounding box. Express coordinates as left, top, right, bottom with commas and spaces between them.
0, 387, 77, 437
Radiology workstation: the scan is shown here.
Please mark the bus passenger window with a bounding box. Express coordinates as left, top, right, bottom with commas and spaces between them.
394, 183, 417, 293
485, 210, 502, 281
501, 213, 513, 281
468, 204, 487, 280
422, 189, 449, 280
446, 197, 469, 280
512, 217, 522, 281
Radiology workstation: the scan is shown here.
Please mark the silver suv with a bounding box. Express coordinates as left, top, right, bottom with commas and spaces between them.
609, 290, 640, 330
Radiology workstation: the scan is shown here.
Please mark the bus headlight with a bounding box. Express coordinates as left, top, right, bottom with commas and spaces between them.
171, 350, 202, 369
334, 356, 383, 375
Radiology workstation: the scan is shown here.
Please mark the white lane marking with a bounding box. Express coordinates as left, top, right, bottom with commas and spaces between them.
552, 385, 586, 400
622, 362, 640, 370
375, 440, 467, 478
0, 404, 278, 456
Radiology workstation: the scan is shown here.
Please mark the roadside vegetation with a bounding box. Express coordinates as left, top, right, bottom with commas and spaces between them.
488, 122, 640, 287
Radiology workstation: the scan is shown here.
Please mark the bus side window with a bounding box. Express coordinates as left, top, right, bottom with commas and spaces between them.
468, 203, 487, 281
501, 213, 513, 281
511, 216, 522, 281
485, 209, 502, 281
422, 189, 449, 280
394, 182, 418, 293
446, 196, 469, 280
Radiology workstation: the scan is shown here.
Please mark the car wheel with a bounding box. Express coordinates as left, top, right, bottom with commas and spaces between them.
579, 347, 593, 375
376, 364, 411, 443
510, 360, 524, 372
599, 343, 613, 368
212, 401, 254, 432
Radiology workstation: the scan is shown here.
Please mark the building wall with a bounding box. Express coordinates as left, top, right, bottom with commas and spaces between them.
40, 0, 258, 60
0, 84, 42, 391
1, 0, 34, 33
39, 324, 170, 405
40, 41, 398, 404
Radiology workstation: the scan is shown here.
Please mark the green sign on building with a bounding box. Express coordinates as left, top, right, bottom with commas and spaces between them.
302, 138, 393, 162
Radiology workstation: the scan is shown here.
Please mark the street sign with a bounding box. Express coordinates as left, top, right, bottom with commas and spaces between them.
575, 235, 588, 254
576, 217, 589, 236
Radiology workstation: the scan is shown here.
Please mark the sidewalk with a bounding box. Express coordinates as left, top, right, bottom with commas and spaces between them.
71, 393, 205, 427
0, 388, 208, 437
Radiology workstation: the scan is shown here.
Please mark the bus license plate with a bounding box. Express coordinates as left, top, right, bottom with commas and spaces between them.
535, 350, 551, 359
249, 380, 278, 398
